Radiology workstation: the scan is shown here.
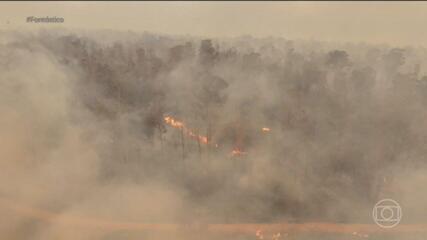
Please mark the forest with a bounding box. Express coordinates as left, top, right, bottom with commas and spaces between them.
1, 29, 427, 239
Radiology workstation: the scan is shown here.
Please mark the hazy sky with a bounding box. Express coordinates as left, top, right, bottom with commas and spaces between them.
1, 1, 426, 47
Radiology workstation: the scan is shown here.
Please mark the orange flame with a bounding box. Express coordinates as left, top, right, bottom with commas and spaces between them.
262, 127, 271, 132
164, 116, 213, 145
164, 116, 184, 128
256, 229, 264, 240
231, 148, 247, 157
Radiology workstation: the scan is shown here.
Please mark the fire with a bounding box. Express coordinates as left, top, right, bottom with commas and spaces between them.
164, 116, 184, 128
272, 232, 282, 240
231, 148, 247, 157
163, 116, 212, 145
256, 230, 286, 240
352, 232, 369, 238
256, 229, 264, 240
262, 127, 271, 132
164, 116, 269, 154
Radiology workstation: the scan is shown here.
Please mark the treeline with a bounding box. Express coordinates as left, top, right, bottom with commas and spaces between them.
13, 30, 427, 222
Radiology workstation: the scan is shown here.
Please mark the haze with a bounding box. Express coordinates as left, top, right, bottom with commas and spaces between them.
0, 2, 427, 47
2, 2, 427, 240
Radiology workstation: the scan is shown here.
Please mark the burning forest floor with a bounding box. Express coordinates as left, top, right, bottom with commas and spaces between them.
1, 195, 427, 240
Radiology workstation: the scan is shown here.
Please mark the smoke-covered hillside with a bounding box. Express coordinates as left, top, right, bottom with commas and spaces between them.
1, 29, 427, 239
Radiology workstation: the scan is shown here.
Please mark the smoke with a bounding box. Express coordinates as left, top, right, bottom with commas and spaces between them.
0, 29, 427, 239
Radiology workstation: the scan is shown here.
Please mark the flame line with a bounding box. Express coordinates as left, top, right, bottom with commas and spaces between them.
1, 196, 426, 234
163, 116, 214, 146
